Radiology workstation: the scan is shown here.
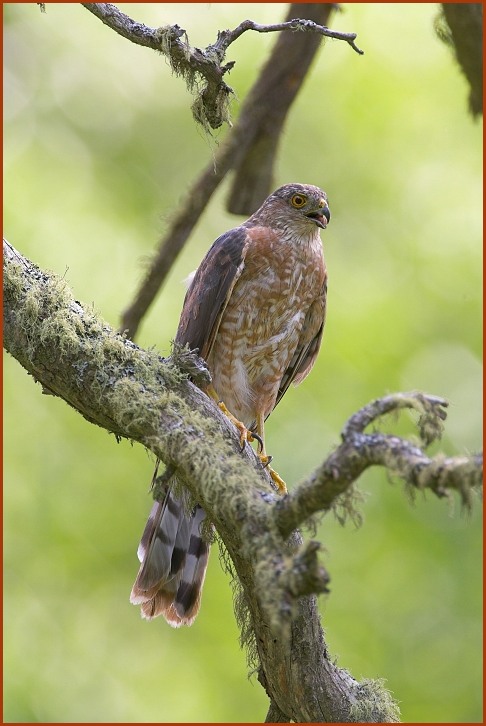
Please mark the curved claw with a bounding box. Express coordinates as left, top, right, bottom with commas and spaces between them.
250, 430, 264, 453
260, 453, 273, 469
236, 423, 255, 452
240, 429, 263, 453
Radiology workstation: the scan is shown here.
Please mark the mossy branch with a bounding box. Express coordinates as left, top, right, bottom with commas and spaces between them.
275, 393, 482, 539
4, 238, 481, 723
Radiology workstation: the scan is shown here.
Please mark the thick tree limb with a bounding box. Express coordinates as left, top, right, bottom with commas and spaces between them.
265, 699, 289, 723
4, 239, 480, 722
436, 3, 483, 116
82, 3, 362, 130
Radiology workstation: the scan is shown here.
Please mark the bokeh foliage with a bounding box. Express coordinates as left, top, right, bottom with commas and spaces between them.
4, 3, 482, 723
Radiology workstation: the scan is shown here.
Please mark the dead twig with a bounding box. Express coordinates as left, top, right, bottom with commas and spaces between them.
82, 3, 362, 130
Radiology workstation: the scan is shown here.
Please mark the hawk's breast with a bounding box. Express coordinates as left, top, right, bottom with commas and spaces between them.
207, 225, 325, 423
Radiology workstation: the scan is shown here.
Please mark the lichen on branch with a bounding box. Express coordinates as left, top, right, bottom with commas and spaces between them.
3, 238, 481, 723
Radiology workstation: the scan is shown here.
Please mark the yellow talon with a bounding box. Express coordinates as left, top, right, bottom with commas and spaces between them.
207, 385, 287, 494
259, 454, 287, 495
207, 385, 256, 449
217, 399, 254, 449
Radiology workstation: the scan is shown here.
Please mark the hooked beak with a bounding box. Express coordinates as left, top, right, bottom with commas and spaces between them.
306, 202, 331, 229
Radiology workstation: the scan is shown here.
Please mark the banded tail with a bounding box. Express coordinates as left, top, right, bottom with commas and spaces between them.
130, 485, 211, 627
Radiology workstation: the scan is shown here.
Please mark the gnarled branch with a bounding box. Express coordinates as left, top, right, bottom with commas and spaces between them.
81, 3, 363, 130
275, 393, 482, 540
4, 238, 481, 722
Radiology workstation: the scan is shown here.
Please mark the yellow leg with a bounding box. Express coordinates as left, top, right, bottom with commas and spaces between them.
207, 387, 287, 495
255, 413, 287, 495
207, 385, 256, 449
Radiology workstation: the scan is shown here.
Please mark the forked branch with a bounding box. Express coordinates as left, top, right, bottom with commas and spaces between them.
81, 2, 363, 130
275, 393, 482, 539
3, 239, 481, 722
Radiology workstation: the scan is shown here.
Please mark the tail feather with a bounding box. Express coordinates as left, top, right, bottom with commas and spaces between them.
130, 485, 211, 627
173, 506, 210, 621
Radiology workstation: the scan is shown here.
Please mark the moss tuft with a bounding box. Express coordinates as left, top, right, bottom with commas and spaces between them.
350, 678, 401, 723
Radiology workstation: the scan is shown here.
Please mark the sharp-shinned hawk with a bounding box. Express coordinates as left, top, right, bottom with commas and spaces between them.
130, 183, 330, 626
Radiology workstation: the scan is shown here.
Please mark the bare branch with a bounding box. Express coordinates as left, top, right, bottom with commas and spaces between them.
210, 16, 364, 56
81, 3, 363, 131
82, 2, 364, 57
81, 3, 164, 48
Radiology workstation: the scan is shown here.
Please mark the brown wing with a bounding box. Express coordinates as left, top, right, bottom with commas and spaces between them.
176, 226, 250, 359
272, 278, 327, 413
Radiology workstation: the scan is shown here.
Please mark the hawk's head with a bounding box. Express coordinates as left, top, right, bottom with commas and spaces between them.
259, 183, 330, 232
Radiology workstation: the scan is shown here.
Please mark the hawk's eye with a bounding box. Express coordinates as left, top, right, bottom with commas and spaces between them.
291, 194, 307, 209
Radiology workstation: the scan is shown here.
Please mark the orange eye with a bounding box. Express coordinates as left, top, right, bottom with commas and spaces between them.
291, 194, 307, 208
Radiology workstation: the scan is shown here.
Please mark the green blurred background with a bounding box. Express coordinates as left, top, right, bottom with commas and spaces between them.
3, 3, 482, 723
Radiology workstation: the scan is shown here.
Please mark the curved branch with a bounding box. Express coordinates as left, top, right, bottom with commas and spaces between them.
211, 16, 364, 56
275, 393, 482, 539
5, 238, 479, 722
